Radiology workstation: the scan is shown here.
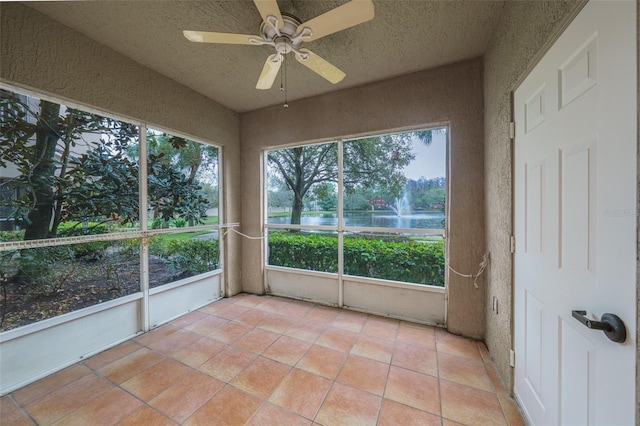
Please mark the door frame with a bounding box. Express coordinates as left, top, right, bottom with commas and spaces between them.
510, 1, 638, 422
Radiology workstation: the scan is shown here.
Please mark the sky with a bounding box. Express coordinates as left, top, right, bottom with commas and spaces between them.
404, 130, 447, 180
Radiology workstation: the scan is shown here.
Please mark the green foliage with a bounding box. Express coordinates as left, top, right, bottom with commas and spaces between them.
268, 133, 418, 224
55, 222, 111, 260
268, 232, 445, 286
170, 218, 188, 228
0, 89, 140, 239
56, 221, 109, 237
15, 246, 78, 295
343, 134, 415, 197
72, 241, 109, 261
149, 236, 171, 258
0, 250, 19, 282
118, 238, 141, 256
343, 236, 444, 286
268, 232, 339, 273
153, 239, 219, 275
150, 218, 165, 229
406, 177, 446, 211
1, 89, 219, 241
0, 230, 25, 242
65, 142, 140, 225
310, 182, 337, 211
147, 158, 209, 225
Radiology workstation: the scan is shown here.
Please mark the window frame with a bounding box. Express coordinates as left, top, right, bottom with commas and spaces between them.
263, 128, 448, 290
0, 84, 224, 332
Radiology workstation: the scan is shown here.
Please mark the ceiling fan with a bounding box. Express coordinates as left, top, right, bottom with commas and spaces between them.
183, 0, 375, 90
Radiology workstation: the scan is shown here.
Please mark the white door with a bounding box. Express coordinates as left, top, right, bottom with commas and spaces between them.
514, 1, 637, 425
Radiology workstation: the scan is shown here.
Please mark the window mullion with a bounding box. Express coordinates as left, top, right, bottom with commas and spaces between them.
337, 139, 344, 307
138, 123, 150, 332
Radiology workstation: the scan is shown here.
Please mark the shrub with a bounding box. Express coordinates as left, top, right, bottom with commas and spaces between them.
343, 237, 444, 286
0, 230, 24, 242
164, 239, 219, 275
15, 246, 78, 295
151, 218, 166, 229
57, 221, 109, 237
149, 236, 169, 258
170, 218, 188, 228
268, 232, 444, 286
268, 232, 338, 273
72, 241, 109, 261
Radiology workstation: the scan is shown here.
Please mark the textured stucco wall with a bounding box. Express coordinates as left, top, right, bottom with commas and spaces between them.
483, 0, 588, 389
241, 58, 487, 339
0, 3, 243, 295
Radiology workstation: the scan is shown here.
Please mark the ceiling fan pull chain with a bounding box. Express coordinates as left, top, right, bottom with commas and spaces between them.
283, 53, 288, 108
280, 54, 284, 92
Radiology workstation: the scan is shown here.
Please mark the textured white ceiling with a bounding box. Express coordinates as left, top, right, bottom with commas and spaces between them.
28, 1, 504, 113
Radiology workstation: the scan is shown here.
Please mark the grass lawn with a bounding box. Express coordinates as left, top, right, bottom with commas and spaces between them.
202, 216, 219, 225
150, 216, 219, 243
153, 230, 213, 242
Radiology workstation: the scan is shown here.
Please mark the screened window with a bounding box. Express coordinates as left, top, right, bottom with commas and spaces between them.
0, 88, 221, 331
265, 128, 446, 286
146, 128, 220, 287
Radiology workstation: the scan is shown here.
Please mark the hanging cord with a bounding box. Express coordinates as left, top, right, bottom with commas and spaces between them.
283, 53, 288, 108
223, 227, 265, 240
448, 252, 490, 289
280, 55, 284, 94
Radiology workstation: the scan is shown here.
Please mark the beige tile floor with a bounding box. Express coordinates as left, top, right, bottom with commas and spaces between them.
1, 294, 525, 425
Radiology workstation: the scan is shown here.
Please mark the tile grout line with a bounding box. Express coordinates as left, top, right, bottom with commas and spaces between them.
9, 295, 523, 425
8, 393, 40, 426
478, 340, 512, 425
83, 340, 197, 426
377, 323, 400, 425
434, 330, 445, 426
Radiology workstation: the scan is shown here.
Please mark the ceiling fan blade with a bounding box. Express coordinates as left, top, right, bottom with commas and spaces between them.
256, 54, 282, 90
298, 0, 374, 42
183, 30, 259, 45
295, 49, 346, 84
254, 0, 284, 29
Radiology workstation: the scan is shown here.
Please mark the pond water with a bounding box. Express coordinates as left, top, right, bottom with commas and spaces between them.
267, 211, 445, 230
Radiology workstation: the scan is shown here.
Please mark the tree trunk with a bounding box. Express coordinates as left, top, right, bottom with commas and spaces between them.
50, 113, 76, 236
291, 193, 304, 225
24, 101, 60, 240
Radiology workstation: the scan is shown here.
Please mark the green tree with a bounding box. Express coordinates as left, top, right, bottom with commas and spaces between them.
142, 132, 218, 188
63, 139, 140, 226
343, 186, 373, 211
268, 143, 337, 224
0, 89, 138, 239
267, 132, 435, 224
311, 182, 337, 211
201, 183, 219, 208
147, 157, 210, 226
133, 132, 218, 226
0, 89, 214, 239
407, 177, 446, 210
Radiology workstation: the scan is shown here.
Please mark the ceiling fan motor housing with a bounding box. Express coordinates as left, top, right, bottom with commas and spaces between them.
261, 13, 303, 54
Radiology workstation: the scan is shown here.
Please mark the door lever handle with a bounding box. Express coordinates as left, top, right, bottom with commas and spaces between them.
572, 310, 627, 343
